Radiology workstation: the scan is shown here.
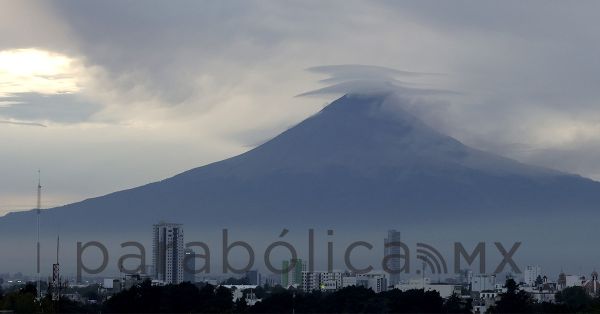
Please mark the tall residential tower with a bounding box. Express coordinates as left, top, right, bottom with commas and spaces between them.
153, 222, 184, 284
384, 230, 401, 286
184, 248, 196, 283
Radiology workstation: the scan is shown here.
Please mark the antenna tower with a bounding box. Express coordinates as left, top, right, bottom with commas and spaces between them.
36, 170, 42, 300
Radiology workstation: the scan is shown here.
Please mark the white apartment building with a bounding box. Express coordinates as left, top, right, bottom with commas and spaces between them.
470, 274, 496, 292
524, 265, 542, 286
565, 275, 585, 287
302, 271, 344, 292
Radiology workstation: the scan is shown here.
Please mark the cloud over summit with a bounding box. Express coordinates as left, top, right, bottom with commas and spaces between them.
2, 1, 600, 215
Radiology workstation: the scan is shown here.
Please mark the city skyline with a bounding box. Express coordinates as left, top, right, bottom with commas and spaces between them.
1, 2, 600, 313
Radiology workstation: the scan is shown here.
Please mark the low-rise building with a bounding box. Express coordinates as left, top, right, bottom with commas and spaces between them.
360, 273, 388, 293
582, 272, 600, 297
565, 274, 585, 288
470, 274, 496, 293
301, 271, 344, 292
300, 271, 386, 293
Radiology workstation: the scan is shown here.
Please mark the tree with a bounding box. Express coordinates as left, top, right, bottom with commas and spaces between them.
382, 288, 444, 313
534, 275, 544, 287
443, 293, 471, 313
322, 286, 378, 313
213, 286, 234, 312
253, 285, 267, 299
1, 283, 40, 313
249, 290, 295, 313
555, 286, 592, 312
488, 279, 533, 313
168, 281, 201, 313
234, 295, 249, 313
222, 276, 249, 285
20, 283, 37, 296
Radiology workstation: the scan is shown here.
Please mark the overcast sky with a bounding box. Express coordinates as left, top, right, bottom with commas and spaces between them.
2, 1, 600, 215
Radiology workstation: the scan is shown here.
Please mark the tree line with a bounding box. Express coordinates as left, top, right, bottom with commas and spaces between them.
102, 281, 471, 313
0, 283, 96, 313
3, 278, 600, 313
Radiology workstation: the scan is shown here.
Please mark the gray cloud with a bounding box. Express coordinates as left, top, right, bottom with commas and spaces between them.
298, 64, 454, 97
308, 64, 435, 83
49, 1, 307, 105
2, 0, 600, 214
0, 120, 46, 127
0, 93, 101, 124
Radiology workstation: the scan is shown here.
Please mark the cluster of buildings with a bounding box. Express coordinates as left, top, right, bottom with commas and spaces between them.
521, 266, 600, 300
279, 258, 388, 293
467, 266, 600, 313
4, 222, 599, 313
96, 224, 600, 313
101, 222, 189, 292
278, 230, 400, 294
103, 224, 404, 290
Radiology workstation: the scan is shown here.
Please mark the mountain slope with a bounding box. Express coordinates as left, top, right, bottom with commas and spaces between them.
2, 93, 600, 274
2, 93, 600, 232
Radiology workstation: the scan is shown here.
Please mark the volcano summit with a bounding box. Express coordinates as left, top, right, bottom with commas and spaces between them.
1, 93, 599, 273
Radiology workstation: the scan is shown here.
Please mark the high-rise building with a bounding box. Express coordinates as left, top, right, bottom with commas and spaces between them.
184, 248, 195, 283
281, 258, 306, 288
384, 230, 402, 286
153, 222, 184, 284
524, 265, 542, 287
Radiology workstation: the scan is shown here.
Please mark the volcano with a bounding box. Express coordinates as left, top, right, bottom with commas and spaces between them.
1, 93, 599, 273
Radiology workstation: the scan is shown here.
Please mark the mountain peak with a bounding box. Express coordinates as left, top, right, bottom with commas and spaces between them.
179, 93, 557, 181
2, 92, 600, 274
220, 93, 455, 174
319, 92, 419, 125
